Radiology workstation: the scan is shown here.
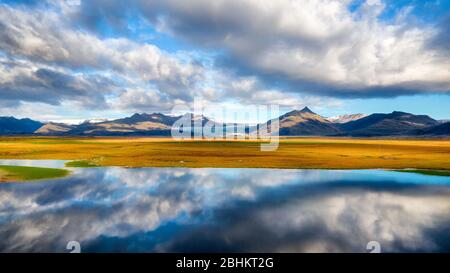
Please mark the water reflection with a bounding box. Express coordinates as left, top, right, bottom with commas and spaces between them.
0, 163, 449, 253
0, 159, 67, 168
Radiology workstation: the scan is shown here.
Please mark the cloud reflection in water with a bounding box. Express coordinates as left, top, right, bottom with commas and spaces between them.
0, 167, 449, 253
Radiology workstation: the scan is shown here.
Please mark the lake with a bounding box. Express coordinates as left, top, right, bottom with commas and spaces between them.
0, 160, 449, 253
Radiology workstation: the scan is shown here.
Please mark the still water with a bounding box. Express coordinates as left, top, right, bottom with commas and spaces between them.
0, 160, 449, 253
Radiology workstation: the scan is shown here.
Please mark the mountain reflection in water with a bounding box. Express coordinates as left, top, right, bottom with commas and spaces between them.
0, 164, 449, 253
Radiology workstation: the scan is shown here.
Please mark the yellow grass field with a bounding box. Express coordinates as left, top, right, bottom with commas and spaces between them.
0, 136, 449, 170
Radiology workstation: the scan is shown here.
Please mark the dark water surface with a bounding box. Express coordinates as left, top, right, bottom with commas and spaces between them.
0, 160, 449, 253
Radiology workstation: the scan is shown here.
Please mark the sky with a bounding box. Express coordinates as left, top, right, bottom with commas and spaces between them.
0, 0, 449, 123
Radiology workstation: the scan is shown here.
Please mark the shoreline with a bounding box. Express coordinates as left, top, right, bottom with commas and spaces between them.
0, 137, 449, 178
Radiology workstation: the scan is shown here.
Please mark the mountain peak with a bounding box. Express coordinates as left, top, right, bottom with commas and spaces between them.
281, 107, 319, 119
299, 106, 314, 114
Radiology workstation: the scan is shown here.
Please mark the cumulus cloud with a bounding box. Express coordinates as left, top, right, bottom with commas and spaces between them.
1, 0, 450, 118
0, 57, 113, 107
0, 5, 201, 81
0, 4, 203, 109
132, 0, 450, 97
214, 75, 342, 108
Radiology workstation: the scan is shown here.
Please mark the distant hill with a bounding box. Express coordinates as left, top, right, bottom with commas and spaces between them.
270, 107, 342, 136
56, 113, 177, 136
337, 111, 439, 136
0, 117, 43, 135
34, 123, 74, 135
411, 121, 450, 136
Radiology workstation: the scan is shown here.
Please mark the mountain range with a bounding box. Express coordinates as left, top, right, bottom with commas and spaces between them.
0, 117, 43, 135
0, 107, 448, 137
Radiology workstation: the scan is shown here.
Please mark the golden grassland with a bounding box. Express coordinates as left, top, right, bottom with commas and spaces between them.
0, 136, 449, 171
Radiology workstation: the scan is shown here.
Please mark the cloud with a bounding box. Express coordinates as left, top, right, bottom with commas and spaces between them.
1, 0, 450, 118
0, 57, 113, 107
214, 75, 342, 108
66, 0, 132, 34
0, 4, 204, 108
132, 0, 450, 97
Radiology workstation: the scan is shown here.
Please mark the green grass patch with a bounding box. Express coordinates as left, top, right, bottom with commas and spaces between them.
65, 160, 98, 168
0, 165, 70, 181
397, 169, 450, 177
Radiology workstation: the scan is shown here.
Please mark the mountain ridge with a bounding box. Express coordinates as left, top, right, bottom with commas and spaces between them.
0, 116, 44, 135
0, 108, 448, 137
275, 107, 342, 136
337, 111, 439, 136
